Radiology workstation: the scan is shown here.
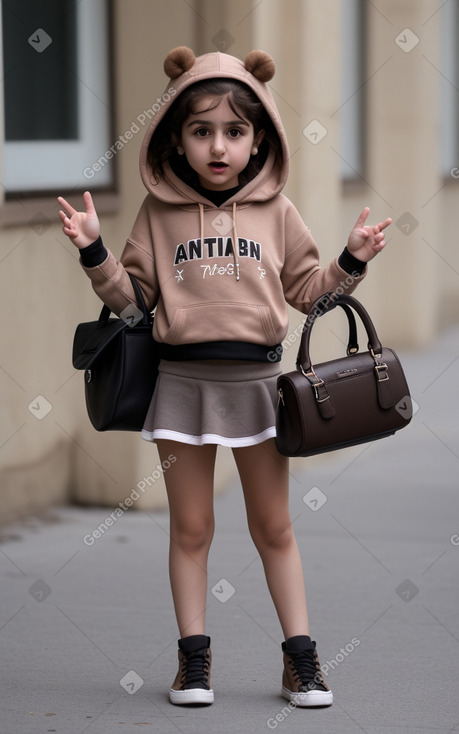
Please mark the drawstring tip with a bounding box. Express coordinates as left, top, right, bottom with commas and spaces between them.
236, 263, 240, 281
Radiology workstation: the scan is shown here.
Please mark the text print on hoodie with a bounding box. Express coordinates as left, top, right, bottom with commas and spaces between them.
81, 46, 366, 361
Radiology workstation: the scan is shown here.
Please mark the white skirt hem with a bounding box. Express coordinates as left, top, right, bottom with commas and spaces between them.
141, 426, 276, 447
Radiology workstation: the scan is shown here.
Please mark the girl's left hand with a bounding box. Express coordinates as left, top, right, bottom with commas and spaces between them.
347, 207, 392, 263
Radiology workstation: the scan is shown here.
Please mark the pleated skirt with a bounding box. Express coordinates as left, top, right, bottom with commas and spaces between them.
141, 359, 282, 447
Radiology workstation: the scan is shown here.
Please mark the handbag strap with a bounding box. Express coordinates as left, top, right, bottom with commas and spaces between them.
315, 301, 359, 356
297, 293, 383, 374
97, 273, 151, 327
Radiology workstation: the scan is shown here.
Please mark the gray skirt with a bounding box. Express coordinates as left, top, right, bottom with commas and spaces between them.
141, 359, 282, 447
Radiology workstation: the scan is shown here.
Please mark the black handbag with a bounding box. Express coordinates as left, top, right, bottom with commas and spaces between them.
72, 274, 159, 431
275, 293, 413, 457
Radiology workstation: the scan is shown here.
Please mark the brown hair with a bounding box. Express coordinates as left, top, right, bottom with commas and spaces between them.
147, 78, 281, 189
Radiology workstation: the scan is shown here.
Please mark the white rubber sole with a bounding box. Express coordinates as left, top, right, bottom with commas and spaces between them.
169, 687, 214, 705
281, 685, 333, 707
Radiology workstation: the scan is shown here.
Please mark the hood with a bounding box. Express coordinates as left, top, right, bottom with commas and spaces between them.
139, 46, 289, 206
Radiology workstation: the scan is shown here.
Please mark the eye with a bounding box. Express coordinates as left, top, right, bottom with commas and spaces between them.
228, 128, 242, 138
194, 128, 209, 137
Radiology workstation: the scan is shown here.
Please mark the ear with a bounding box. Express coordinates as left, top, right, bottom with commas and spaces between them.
253, 129, 266, 151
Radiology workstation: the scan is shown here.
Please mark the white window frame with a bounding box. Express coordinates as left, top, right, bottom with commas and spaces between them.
440, 0, 458, 176
340, 0, 365, 180
2, 0, 112, 192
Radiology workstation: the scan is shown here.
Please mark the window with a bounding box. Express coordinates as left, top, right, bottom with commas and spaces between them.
340, 0, 366, 180
1, 0, 113, 193
440, 0, 459, 176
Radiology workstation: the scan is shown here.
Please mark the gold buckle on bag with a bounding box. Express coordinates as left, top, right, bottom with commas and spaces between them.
374, 362, 389, 382
300, 365, 330, 403
370, 347, 389, 382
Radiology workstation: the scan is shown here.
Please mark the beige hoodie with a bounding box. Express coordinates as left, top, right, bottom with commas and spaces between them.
82, 47, 365, 355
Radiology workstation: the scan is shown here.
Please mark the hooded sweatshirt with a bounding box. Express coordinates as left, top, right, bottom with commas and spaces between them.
81, 47, 366, 361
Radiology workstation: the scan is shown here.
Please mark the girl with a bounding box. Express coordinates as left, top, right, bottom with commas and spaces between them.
58, 46, 391, 708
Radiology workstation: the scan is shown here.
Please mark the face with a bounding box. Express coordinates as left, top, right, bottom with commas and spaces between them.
178, 94, 264, 190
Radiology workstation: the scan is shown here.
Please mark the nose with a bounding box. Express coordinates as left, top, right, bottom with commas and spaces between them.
211, 132, 226, 157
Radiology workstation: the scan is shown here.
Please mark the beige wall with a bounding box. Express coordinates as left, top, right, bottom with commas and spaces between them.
1, 0, 457, 522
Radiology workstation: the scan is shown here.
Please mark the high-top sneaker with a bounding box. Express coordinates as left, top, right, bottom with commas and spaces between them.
281, 635, 333, 707
169, 634, 214, 705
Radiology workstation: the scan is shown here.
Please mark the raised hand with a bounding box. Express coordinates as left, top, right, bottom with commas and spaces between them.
57, 191, 100, 249
347, 207, 392, 263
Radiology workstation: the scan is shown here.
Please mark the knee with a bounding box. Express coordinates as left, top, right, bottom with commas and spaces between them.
171, 516, 215, 554
249, 518, 295, 554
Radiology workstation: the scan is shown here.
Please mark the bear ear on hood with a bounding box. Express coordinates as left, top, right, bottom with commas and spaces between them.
244, 50, 275, 82
164, 46, 196, 78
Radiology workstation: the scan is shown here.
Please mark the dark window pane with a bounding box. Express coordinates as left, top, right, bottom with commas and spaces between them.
2, 0, 78, 141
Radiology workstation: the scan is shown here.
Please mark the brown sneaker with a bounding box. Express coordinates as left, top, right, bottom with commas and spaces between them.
281, 635, 333, 707
169, 634, 214, 705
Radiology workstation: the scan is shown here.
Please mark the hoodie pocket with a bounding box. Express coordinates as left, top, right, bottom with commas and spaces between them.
164, 302, 279, 345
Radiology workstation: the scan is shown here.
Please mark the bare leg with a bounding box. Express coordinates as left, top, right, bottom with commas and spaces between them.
232, 439, 309, 639
156, 440, 217, 638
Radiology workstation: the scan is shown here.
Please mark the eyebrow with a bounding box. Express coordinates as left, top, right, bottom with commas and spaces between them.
187, 119, 250, 128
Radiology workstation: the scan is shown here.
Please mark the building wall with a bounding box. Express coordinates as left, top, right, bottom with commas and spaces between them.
0, 0, 457, 522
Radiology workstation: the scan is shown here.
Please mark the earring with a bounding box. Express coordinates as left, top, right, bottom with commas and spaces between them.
177, 146, 184, 155
251, 146, 258, 156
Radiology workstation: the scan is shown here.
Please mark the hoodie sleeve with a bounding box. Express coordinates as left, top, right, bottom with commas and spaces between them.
280, 202, 367, 314
80, 196, 158, 316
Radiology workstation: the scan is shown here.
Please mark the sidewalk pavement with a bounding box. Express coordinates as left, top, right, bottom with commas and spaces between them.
1, 325, 459, 734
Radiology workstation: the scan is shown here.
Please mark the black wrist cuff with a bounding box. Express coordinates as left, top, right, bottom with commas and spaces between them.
338, 247, 366, 276
80, 236, 108, 268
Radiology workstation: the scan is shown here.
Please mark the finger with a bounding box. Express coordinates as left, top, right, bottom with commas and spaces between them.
376, 217, 392, 233
83, 190, 96, 215
58, 210, 75, 228
57, 196, 76, 217
352, 206, 370, 230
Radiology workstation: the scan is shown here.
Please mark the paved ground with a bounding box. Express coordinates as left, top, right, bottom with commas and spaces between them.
1, 325, 459, 734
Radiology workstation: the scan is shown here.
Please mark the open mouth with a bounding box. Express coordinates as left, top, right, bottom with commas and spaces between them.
208, 162, 228, 171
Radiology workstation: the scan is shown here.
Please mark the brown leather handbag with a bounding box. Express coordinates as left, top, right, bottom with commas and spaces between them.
275, 293, 413, 457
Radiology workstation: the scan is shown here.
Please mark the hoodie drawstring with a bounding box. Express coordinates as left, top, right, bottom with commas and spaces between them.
199, 202, 205, 252
232, 202, 240, 281
198, 201, 240, 282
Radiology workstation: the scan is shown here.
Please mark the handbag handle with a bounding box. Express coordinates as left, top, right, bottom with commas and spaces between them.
98, 273, 151, 327
297, 293, 383, 373
318, 301, 359, 356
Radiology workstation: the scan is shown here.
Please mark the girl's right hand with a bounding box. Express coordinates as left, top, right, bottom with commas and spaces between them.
57, 191, 100, 249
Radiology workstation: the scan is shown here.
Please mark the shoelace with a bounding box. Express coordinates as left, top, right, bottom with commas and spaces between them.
182, 648, 210, 687
288, 649, 327, 692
